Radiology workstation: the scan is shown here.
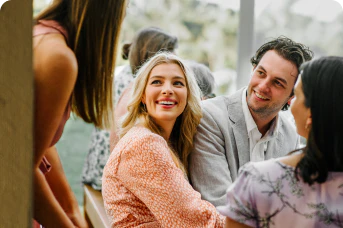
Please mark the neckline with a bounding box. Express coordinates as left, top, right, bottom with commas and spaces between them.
275, 160, 343, 175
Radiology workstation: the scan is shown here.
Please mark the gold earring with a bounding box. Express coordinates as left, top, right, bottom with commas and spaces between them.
305, 123, 311, 131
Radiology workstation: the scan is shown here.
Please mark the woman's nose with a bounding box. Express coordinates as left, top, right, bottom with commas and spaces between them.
162, 83, 173, 95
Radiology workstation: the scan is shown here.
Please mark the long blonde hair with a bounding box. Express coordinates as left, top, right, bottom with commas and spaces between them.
35, 0, 127, 129
120, 52, 202, 173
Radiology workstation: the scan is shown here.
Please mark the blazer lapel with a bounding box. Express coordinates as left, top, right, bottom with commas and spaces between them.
226, 89, 250, 167
265, 117, 284, 158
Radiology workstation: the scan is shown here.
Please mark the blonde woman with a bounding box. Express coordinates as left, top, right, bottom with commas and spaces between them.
102, 52, 225, 227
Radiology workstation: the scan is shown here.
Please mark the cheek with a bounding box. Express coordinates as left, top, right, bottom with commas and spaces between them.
291, 101, 305, 126
144, 88, 158, 102
249, 74, 260, 84
290, 100, 298, 116
248, 77, 259, 92
180, 90, 188, 104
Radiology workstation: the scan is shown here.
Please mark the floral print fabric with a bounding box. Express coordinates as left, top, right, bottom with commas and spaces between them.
217, 159, 343, 228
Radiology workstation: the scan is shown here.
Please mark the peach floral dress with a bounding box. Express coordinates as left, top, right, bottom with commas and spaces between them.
102, 126, 225, 227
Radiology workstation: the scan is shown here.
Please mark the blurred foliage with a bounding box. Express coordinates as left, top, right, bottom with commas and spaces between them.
254, 0, 343, 58
119, 0, 239, 72
33, 0, 343, 94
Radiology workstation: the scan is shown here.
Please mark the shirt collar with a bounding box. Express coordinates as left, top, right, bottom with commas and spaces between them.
242, 88, 258, 133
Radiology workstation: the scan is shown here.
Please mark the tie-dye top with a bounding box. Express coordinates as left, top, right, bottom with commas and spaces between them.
217, 159, 343, 228
102, 126, 225, 228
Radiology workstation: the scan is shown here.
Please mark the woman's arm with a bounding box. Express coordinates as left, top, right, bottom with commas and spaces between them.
116, 133, 225, 228
34, 168, 75, 227
33, 34, 78, 227
45, 147, 87, 228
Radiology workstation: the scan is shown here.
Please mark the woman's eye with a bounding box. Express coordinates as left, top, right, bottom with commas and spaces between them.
174, 81, 185, 86
151, 80, 162, 85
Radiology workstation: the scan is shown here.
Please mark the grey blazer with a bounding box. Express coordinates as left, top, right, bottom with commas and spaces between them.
189, 88, 299, 207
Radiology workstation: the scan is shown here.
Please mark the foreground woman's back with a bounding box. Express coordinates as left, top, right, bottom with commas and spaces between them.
218, 158, 343, 228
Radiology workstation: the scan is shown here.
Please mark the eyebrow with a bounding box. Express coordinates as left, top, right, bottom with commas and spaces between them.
275, 77, 287, 85
149, 75, 185, 80
256, 65, 267, 72
257, 65, 288, 86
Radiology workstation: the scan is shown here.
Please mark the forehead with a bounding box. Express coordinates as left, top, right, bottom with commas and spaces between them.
258, 50, 298, 84
149, 62, 185, 78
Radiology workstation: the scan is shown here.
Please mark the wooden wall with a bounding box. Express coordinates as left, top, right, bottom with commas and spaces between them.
0, 0, 33, 227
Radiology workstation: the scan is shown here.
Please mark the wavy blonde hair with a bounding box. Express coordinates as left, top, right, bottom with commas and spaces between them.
120, 52, 202, 173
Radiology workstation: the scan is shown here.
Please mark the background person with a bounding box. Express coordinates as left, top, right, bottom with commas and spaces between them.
102, 52, 225, 227
186, 60, 216, 100
82, 27, 178, 190
33, 0, 126, 226
218, 56, 343, 228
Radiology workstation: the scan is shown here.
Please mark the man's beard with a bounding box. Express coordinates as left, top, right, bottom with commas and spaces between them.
247, 99, 287, 119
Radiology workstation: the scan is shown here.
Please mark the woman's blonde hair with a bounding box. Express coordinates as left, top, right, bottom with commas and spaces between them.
120, 52, 202, 173
35, 0, 127, 129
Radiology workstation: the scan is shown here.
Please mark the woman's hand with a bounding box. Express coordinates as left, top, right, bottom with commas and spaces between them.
68, 211, 88, 228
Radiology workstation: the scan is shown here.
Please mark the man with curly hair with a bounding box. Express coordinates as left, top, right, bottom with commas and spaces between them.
189, 36, 313, 207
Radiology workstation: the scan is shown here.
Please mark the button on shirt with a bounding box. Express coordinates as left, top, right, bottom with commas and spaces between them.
242, 88, 279, 162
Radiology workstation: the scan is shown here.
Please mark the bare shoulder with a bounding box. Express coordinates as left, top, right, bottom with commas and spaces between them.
34, 34, 78, 85
278, 152, 304, 168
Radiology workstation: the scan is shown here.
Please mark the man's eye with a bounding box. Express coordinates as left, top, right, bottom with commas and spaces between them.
275, 80, 282, 86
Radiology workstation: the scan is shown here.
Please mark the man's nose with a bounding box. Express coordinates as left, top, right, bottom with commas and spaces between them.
259, 78, 271, 92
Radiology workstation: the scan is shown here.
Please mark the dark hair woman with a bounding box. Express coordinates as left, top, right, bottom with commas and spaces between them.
218, 56, 343, 228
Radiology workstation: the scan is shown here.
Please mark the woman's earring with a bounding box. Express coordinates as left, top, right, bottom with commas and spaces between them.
305, 118, 312, 132
305, 123, 311, 131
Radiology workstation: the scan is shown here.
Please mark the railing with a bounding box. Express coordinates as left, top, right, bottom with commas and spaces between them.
83, 184, 111, 228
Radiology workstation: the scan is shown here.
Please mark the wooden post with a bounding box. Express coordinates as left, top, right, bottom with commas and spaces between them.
0, 0, 33, 227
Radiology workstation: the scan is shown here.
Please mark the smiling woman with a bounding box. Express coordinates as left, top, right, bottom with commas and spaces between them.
142, 63, 188, 138
102, 52, 225, 227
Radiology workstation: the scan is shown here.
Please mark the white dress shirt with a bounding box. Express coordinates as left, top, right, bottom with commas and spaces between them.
241, 88, 280, 162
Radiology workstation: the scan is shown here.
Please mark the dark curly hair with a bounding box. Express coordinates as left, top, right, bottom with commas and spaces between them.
251, 36, 313, 110
294, 56, 343, 185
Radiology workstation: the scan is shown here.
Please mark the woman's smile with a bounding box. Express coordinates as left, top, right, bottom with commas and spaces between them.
142, 63, 188, 129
